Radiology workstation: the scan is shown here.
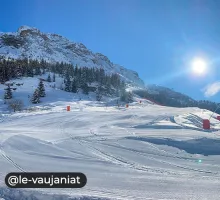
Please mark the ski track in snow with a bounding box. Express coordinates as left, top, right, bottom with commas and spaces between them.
0, 148, 25, 172
61, 114, 170, 174
91, 127, 219, 176
1, 98, 220, 199
60, 112, 219, 177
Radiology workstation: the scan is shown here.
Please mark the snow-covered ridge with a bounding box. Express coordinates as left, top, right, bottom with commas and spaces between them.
0, 26, 145, 87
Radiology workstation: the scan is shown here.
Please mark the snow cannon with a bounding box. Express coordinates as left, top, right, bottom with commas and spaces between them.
67, 106, 71, 111
203, 119, 210, 130
217, 116, 220, 121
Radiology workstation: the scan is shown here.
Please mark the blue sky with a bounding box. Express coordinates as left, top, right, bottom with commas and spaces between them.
1, 0, 220, 101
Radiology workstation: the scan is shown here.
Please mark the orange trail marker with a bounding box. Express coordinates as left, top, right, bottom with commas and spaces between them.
67, 106, 70, 111
203, 119, 210, 129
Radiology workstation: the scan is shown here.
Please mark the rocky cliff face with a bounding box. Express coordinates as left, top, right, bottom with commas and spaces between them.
0, 26, 145, 87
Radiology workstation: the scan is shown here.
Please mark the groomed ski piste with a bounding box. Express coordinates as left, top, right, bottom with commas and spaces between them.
1, 77, 220, 200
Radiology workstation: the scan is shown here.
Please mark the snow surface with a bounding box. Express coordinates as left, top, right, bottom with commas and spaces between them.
1, 78, 220, 199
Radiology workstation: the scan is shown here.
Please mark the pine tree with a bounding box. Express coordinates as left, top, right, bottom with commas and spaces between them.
91, 67, 96, 82
4, 86, 12, 99
106, 82, 111, 96
120, 91, 128, 102
47, 73, 51, 82
120, 91, 133, 103
96, 85, 103, 101
31, 89, 40, 104
53, 73, 56, 82
116, 88, 120, 97
99, 68, 105, 85
120, 81, 126, 93
127, 91, 133, 103
87, 68, 93, 84
26, 58, 34, 77
15, 63, 23, 77
82, 83, 89, 94
71, 79, 78, 93
35, 67, 41, 75
74, 65, 78, 77
27, 66, 34, 77
38, 80, 46, 97
64, 74, 71, 92
80, 68, 87, 86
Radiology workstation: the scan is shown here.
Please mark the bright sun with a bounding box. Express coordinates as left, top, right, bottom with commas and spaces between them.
191, 58, 207, 75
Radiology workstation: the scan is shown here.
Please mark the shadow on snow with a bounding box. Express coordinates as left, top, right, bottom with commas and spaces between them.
126, 136, 220, 156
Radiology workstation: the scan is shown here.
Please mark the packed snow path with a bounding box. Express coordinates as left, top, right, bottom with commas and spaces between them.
1, 101, 220, 199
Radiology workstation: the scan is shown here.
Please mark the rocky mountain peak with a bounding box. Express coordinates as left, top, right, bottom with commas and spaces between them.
18, 25, 40, 36
0, 26, 145, 87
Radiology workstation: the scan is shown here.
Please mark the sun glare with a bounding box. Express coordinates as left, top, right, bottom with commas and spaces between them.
191, 58, 207, 75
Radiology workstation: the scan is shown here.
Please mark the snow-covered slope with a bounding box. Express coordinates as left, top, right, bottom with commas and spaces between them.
0, 75, 125, 114
1, 83, 220, 199
0, 26, 144, 87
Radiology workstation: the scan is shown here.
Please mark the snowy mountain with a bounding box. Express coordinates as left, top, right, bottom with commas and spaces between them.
134, 84, 197, 106
0, 26, 144, 87
146, 84, 197, 106
133, 84, 220, 114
